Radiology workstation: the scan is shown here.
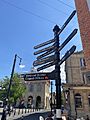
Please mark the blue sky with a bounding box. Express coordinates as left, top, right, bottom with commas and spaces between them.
0, 0, 82, 79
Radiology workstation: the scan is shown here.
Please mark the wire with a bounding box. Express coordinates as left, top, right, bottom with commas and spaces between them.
37, 0, 68, 16
0, 0, 56, 24
57, 0, 75, 9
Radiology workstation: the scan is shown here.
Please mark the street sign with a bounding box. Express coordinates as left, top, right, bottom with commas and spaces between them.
34, 42, 56, 55
59, 29, 78, 51
58, 10, 76, 35
59, 45, 76, 65
33, 55, 55, 66
37, 47, 56, 60
24, 71, 55, 81
34, 10, 76, 50
34, 38, 56, 49
37, 61, 56, 71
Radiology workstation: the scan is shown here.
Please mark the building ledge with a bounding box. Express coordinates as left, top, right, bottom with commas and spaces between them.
62, 83, 90, 87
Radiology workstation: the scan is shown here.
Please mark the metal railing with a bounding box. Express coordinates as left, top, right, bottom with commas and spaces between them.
0, 108, 46, 120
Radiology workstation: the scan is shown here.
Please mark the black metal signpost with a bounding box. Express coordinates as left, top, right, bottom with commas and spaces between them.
53, 25, 61, 120
24, 10, 77, 120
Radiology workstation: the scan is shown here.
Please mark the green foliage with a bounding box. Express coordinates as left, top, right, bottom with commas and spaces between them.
0, 76, 9, 101
0, 73, 26, 105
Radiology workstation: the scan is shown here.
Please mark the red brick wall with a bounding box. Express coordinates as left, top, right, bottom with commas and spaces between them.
75, 0, 90, 70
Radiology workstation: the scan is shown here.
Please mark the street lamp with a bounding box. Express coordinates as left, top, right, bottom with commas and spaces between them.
1, 54, 23, 120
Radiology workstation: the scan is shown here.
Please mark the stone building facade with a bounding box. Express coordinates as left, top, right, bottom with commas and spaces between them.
20, 67, 50, 109
24, 80, 50, 109
63, 51, 90, 118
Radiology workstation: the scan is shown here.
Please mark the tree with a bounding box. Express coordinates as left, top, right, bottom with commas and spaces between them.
0, 76, 9, 101
0, 73, 26, 106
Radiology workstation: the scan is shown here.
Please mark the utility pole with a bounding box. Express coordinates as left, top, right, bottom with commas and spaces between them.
53, 25, 62, 120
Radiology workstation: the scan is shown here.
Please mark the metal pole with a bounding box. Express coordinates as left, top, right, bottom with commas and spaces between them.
53, 25, 62, 120
1, 54, 17, 120
51, 81, 53, 115
7, 54, 17, 100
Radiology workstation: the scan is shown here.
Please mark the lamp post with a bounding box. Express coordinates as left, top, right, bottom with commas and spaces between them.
1, 54, 22, 120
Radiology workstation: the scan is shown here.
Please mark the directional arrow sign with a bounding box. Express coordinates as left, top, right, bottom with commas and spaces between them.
34, 10, 76, 53
58, 10, 76, 35
34, 42, 56, 55
36, 29, 77, 60
59, 45, 76, 65
37, 61, 56, 71
37, 47, 56, 60
24, 71, 55, 81
59, 29, 78, 51
37, 45, 76, 71
33, 55, 55, 66
34, 39, 56, 49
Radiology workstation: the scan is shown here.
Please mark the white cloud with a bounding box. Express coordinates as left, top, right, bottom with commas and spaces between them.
19, 64, 25, 68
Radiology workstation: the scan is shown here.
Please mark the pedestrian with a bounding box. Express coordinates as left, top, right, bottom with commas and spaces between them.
52, 109, 56, 120
86, 115, 89, 120
1, 109, 6, 120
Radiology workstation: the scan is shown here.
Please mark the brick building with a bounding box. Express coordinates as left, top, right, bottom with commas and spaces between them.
75, 0, 90, 70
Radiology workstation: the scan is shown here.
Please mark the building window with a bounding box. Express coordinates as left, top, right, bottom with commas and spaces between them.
85, 72, 90, 84
88, 95, 90, 106
36, 96, 41, 108
75, 93, 82, 108
80, 58, 86, 67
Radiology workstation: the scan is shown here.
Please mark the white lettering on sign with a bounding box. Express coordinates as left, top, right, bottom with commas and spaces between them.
24, 73, 49, 81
